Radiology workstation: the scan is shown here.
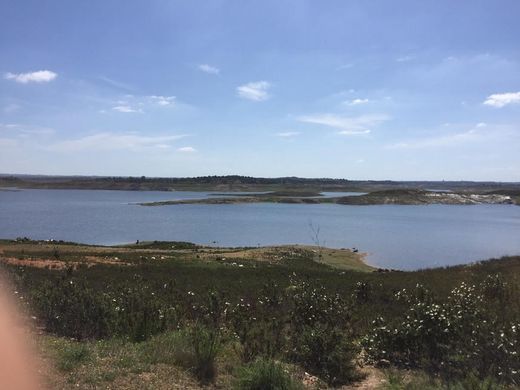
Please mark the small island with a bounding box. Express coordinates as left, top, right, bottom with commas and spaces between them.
138, 189, 518, 206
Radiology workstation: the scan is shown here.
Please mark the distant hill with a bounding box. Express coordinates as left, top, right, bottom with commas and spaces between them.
1, 174, 519, 193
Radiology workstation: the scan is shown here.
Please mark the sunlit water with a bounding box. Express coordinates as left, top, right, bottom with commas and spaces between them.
1, 189, 520, 270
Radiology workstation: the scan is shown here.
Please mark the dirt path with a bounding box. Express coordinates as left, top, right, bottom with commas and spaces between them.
344, 366, 386, 389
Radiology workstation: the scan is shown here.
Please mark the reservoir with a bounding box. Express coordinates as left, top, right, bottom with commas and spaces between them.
1, 189, 519, 270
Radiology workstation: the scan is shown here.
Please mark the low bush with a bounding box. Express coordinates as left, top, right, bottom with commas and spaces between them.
140, 330, 194, 366
33, 278, 113, 339
229, 285, 287, 362
363, 282, 520, 384
110, 275, 178, 342
55, 341, 92, 372
233, 358, 302, 390
287, 280, 360, 386
190, 324, 221, 383
290, 324, 360, 386
382, 369, 506, 390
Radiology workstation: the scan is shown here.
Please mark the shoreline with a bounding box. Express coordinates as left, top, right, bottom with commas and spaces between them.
0, 239, 375, 273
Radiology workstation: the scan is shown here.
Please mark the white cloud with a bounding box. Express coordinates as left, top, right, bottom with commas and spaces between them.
177, 146, 196, 153
337, 129, 371, 135
112, 105, 142, 113
297, 113, 388, 135
483, 92, 520, 108
237, 81, 271, 101
198, 64, 220, 75
346, 98, 369, 106
149, 95, 176, 106
275, 131, 300, 137
48, 133, 187, 152
387, 130, 478, 149
4, 70, 57, 84
110, 95, 177, 113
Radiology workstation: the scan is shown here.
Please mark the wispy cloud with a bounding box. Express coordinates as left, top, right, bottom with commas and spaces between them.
4, 70, 57, 84
387, 131, 478, 149
98, 76, 134, 91
48, 132, 187, 152
297, 113, 388, 135
336, 63, 354, 70
198, 64, 220, 75
345, 98, 369, 106
149, 95, 176, 106
483, 92, 520, 108
237, 81, 271, 101
275, 131, 300, 138
396, 55, 414, 62
177, 146, 196, 153
0, 123, 55, 136
0, 123, 21, 130
112, 105, 142, 113
385, 123, 495, 149
110, 95, 177, 113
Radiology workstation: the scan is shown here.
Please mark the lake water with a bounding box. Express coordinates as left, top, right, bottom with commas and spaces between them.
1, 189, 520, 270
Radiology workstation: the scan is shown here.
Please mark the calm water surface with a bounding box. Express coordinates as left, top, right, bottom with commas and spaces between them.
1, 189, 520, 270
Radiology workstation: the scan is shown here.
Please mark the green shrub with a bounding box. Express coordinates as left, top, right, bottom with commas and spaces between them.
363, 281, 520, 384
230, 285, 287, 362
448, 373, 505, 390
382, 369, 505, 390
111, 276, 177, 342
233, 358, 302, 390
141, 330, 194, 366
30, 274, 179, 341
286, 280, 360, 386
290, 324, 360, 386
33, 278, 114, 339
190, 324, 221, 383
55, 342, 92, 372
288, 280, 350, 331
353, 281, 373, 303
142, 326, 221, 383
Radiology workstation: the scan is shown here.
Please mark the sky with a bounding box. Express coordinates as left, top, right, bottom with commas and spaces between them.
1, 0, 519, 181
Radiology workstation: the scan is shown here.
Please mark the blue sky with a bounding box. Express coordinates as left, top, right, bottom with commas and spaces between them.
1, 0, 519, 180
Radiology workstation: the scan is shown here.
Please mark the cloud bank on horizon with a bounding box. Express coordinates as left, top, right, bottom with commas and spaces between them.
0, 1, 519, 180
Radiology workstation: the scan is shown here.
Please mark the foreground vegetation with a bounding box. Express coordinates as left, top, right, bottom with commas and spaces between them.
1, 239, 519, 388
